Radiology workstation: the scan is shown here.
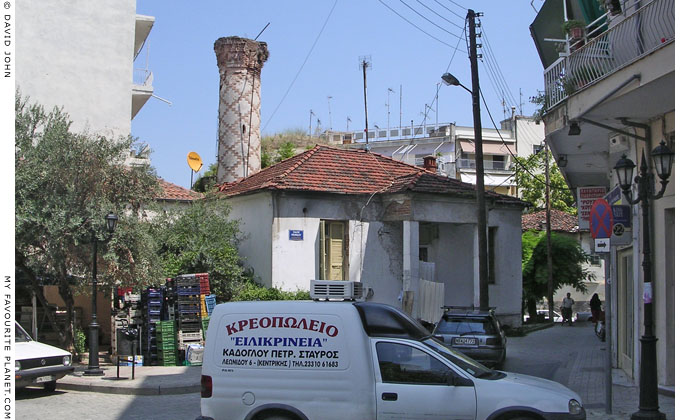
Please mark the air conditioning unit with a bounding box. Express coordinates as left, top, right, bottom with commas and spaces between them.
310, 280, 363, 301
609, 134, 630, 153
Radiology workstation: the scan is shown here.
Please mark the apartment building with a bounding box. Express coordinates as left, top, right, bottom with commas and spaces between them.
530, 0, 674, 392
328, 115, 544, 197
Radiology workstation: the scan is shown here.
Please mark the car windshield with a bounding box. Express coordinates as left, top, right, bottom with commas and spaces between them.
435, 317, 496, 335
15, 323, 32, 343
422, 337, 494, 378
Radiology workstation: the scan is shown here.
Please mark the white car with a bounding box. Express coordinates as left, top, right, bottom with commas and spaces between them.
15, 322, 74, 392
523, 309, 564, 323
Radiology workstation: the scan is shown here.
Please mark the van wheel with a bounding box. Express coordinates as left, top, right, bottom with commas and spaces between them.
43, 381, 57, 392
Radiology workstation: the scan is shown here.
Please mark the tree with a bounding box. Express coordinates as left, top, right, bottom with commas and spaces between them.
521, 230, 593, 319
15, 94, 162, 349
514, 148, 576, 215
192, 162, 217, 193
154, 197, 252, 302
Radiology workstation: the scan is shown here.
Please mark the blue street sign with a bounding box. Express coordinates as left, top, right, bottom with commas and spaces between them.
611, 205, 631, 228
289, 230, 304, 241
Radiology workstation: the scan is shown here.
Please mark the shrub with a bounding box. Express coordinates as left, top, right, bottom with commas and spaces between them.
231, 280, 310, 302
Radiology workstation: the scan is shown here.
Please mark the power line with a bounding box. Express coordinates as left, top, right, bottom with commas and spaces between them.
376, 0, 467, 52
479, 87, 573, 193
262, 0, 338, 131
431, 0, 466, 20
413, 0, 466, 31
398, 0, 465, 40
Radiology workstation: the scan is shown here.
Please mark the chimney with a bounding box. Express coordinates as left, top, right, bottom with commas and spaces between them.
214, 37, 269, 184
423, 155, 438, 172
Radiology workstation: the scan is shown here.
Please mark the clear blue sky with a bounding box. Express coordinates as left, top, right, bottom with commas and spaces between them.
132, 1, 546, 188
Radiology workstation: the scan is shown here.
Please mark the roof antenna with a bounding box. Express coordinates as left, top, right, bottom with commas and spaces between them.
255, 22, 270, 40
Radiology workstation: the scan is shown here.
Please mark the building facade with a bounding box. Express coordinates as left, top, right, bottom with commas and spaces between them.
531, 0, 674, 390
217, 146, 528, 327
327, 116, 544, 198
17, 0, 155, 139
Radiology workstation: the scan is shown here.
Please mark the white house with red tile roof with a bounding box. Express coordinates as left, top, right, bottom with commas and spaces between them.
217, 145, 528, 326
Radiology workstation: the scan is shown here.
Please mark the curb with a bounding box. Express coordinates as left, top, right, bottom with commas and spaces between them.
57, 381, 200, 396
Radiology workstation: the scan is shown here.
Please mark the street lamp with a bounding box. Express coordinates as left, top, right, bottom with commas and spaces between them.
613, 141, 673, 420
83, 212, 118, 376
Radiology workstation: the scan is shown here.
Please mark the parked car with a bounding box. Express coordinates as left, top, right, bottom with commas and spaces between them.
15, 321, 74, 392
432, 307, 506, 369
523, 309, 564, 323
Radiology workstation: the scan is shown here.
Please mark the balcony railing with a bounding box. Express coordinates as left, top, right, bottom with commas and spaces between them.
456, 159, 514, 172
544, 0, 674, 110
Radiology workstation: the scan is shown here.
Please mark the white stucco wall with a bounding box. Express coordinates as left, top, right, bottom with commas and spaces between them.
430, 224, 476, 307
17, 0, 136, 137
488, 208, 524, 325
223, 193, 274, 287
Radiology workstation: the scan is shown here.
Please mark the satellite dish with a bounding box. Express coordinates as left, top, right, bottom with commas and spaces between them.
187, 152, 203, 172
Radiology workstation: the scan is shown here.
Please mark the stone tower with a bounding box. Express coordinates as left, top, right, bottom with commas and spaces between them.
214, 37, 269, 184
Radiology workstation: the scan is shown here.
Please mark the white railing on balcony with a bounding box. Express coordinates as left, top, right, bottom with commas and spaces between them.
456, 159, 514, 172
544, 0, 674, 110
133, 68, 153, 87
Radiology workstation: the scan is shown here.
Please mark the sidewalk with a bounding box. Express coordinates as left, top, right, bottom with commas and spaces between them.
580, 367, 675, 420
544, 323, 675, 420
58, 363, 201, 396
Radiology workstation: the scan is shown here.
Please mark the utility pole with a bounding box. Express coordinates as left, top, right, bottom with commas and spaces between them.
309, 109, 316, 137
387, 87, 395, 140
468, 9, 489, 311
360, 56, 371, 146
399, 84, 403, 134
545, 143, 554, 320
327, 96, 333, 131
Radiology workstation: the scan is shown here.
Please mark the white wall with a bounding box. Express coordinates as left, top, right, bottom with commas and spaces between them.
17, 0, 136, 137
224, 193, 274, 287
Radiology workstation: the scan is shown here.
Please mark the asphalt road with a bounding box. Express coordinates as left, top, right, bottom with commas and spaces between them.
16, 387, 201, 420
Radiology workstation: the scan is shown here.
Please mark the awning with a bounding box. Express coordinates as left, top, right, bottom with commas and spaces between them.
457, 139, 516, 155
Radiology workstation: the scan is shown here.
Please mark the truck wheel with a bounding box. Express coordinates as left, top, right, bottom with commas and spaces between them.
43, 381, 57, 392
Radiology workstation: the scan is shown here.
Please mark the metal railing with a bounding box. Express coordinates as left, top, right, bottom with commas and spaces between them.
456, 159, 514, 172
543, 0, 674, 110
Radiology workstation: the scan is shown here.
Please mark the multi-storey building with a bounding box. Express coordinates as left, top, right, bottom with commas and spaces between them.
530, 0, 674, 393
327, 115, 544, 197
17, 0, 155, 142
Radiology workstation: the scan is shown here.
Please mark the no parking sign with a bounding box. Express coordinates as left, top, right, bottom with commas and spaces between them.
589, 198, 613, 239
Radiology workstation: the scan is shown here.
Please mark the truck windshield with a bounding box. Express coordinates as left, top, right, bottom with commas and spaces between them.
422, 337, 494, 378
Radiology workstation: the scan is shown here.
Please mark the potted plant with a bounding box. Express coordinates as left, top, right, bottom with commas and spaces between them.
598, 0, 622, 16
562, 20, 587, 40
73, 327, 86, 362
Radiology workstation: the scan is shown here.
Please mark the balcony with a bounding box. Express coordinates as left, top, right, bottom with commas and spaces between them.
543, 0, 674, 110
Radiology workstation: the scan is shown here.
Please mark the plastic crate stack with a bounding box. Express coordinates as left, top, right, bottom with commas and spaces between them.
205, 294, 216, 316
155, 320, 177, 366
162, 278, 175, 321
198, 273, 211, 318
174, 274, 203, 350
202, 317, 210, 340
141, 287, 163, 365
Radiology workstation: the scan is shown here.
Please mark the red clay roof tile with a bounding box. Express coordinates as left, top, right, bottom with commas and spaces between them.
217, 145, 524, 206
157, 178, 204, 202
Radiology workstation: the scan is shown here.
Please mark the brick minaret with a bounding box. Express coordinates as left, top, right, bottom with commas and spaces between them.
214, 37, 269, 184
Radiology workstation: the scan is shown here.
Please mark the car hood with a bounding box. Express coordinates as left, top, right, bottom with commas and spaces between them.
475, 371, 582, 418
16, 341, 71, 360
498, 371, 578, 396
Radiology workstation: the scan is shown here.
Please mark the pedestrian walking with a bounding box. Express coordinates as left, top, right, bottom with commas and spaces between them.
561, 293, 575, 326
589, 293, 602, 322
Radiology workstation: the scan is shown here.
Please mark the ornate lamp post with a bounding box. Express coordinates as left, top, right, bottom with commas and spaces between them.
83, 212, 118, 376
613, 140, 673, 420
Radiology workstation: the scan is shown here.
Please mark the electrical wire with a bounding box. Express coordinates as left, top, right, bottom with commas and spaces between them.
377, 0, 467, 52
431, 0, 466, 20
479, 87, 574, 193
262, 0, 338, 132
399, 0, 465, 39
413, 0, 466, 31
